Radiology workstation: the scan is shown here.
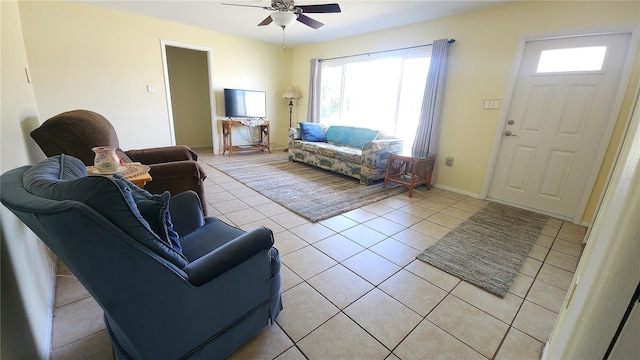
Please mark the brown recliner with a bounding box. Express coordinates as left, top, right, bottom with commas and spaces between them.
30, 109, 208, 215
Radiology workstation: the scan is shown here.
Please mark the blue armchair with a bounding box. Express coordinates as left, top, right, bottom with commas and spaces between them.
0, 155, 282, 359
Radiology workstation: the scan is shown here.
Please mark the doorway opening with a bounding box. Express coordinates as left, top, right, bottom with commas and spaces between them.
160, 41, 219, 153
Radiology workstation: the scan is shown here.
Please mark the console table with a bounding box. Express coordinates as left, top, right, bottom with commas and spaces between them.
221, 120, 271, 156
383, 153, 436, 197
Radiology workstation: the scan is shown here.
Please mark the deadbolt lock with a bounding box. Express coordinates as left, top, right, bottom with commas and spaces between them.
507, 120, 515, 125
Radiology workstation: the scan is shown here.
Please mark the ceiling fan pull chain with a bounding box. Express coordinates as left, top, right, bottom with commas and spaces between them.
281, 27, 287, 51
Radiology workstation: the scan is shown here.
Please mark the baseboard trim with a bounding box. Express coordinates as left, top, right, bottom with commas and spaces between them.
45, 250, 58, 360
431, 183, 481, 199
540, 342, 550, 359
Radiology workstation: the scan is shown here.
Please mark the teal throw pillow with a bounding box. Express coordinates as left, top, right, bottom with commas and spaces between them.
324, 126, 349, 145
299, 122, 326, 142
325, 126, 380, 148
342, 127, 380, 148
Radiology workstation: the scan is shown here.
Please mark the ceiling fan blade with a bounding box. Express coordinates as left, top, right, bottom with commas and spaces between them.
221, 3, 272, 10
297, 14, 324, 29
297, 3, 341, 13
258, 15, 273, 26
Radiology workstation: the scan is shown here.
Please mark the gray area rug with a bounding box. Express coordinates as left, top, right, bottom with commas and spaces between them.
417, 202, 548, 298
210, 155, 407, 222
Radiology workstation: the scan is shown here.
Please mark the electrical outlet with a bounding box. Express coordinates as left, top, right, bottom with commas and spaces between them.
446, 157, 454, 166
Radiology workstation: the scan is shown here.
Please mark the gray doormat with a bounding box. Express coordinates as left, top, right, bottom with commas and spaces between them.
417, 202, 548, 297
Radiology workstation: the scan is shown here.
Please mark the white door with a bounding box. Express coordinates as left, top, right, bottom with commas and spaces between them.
488, 33, 632, 220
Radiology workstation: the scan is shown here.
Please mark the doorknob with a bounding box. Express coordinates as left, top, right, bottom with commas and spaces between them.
504, 130, 517, 136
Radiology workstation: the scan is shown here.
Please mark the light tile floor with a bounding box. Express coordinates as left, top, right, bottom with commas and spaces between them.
51, 149, 586, 359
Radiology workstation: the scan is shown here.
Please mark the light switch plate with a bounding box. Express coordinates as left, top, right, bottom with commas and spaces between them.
483, 99, 500, 110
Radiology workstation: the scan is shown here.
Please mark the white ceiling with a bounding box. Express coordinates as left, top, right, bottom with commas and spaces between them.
79, 0, 507, 47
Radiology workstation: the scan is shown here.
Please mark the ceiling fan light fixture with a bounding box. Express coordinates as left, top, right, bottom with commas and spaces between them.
271, 11, 297, 28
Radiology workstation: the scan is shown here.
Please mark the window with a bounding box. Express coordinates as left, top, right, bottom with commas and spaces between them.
536, 46, 607, 73
319, 49, 431, 149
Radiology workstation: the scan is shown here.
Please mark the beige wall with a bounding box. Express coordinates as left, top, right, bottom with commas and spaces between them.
290, 1, 640, 223
1, 1, 55, 358
18, 1, 293, 153
166, 46, 213, 148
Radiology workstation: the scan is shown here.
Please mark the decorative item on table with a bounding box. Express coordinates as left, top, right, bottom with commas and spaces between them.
92, 146, 123, 174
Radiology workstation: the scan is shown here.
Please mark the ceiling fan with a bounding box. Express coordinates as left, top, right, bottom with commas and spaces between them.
222, 0, 341, 29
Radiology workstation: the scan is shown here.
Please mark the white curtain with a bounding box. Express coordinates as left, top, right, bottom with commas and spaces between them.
412, 39, 451, 158
307, 58, 322, 123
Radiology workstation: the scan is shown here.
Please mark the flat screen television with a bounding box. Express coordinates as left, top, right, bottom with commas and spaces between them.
223, 88, 267, 119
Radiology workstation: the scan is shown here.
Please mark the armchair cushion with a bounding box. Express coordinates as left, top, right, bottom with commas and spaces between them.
113, 175, 181, 254
167, 191, 205, 237
23, 155, 188, 268
30, 109, 126, 165
299, 122, 326, 142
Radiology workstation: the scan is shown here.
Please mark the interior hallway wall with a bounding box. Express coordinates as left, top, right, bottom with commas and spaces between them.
1, 2, 55, 358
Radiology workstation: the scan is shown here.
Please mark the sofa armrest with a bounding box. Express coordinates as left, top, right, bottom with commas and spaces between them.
144, 161, 208, 215
183, 226, 274, 286
360, 138, 404, 184
146, 161, 205, 183
288, 127, 301, 151
125, 145, 198, 164
288, 127, 301, 140
362, 138, 404, 156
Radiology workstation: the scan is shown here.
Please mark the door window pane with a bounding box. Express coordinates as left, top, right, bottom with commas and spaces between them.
536, 46, 607, 73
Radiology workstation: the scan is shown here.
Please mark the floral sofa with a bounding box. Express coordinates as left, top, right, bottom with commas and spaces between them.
288, 123, 403, 185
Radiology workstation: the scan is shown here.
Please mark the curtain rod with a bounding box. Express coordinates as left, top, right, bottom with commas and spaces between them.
320, 39, 455, 62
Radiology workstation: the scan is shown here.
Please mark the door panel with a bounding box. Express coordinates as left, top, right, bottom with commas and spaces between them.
522, 85, 554, 134
505, 146, 537, 192
557, 84, 595, 137
538, 149, 574, 200
488, 33, 632, 219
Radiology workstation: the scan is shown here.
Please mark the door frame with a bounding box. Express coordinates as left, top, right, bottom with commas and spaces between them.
160, 40, 220, 153
480, 25, 640, 224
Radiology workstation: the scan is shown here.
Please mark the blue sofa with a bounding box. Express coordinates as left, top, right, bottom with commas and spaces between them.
288, 124, 403, 184
0, 155, 282, 359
